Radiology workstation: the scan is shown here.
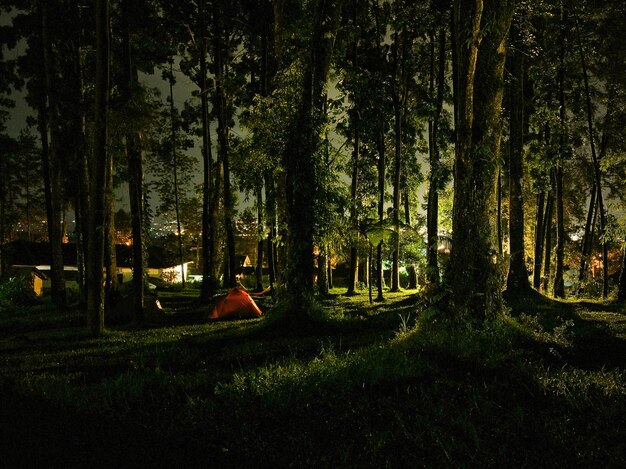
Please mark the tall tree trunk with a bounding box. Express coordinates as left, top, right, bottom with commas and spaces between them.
260, 0, 276, 292
346, 11, 360, 295
168, 63, 186, 288
121, 0, 144, 321
87, 0, 110, 334
390, 109, 401, 292
449, 0, 514, 318
213, 2, 236, 289
426, 26, 446, 285
506, 18, 530, 293
553, 3, 567, 298
279, 0, 343, 318
39, 0, 67, 308
532, 192, 545, 289
390, 32, 402, 293
64, 0, 88, 306
199, 0, 216, 303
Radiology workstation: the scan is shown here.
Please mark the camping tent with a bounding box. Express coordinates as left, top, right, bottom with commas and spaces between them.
210, 288, 262, 319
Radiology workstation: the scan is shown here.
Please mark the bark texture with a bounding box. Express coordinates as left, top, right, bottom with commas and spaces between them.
280, 0, 343, 318
449, 0, 514, 318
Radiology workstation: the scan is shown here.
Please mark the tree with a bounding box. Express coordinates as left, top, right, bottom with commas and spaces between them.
168, 62, 187, 288
505, 11, 531, 293
368, 0, 391, 302
277, 0, 343, 318
198, 0, 216, 302
341, 0, 362, 296
212, 0, 238, 289
448, 0, 514, 318
552, 1, 567, 299
389, 28, 409, 293
87, 0, 110, 335
159, 0, 224, 299
426, 14, 447, 286
572, 1, 608, 298
119, 0, 146, 322
38, 0, 67, 308
146, 81, 196, 287
0, 136, 18, 276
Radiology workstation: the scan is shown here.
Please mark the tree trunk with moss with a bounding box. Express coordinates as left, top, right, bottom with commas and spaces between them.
448, 0, 514, 318
279, 0, 343, 319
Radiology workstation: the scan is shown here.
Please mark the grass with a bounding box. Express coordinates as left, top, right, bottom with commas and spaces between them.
1, 287, 626, 467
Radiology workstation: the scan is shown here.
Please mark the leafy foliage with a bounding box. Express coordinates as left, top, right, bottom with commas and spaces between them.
0, 276, 37, 307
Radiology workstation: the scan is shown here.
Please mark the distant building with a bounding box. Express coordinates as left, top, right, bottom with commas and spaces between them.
1, 240, 194, 292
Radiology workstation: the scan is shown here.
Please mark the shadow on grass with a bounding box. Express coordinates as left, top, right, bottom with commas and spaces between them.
3, 314, 625, 467
505, 289, 626, 370
2, 290, 626, 467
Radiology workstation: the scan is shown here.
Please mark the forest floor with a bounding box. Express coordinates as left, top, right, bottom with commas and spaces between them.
1, 288, 625, 468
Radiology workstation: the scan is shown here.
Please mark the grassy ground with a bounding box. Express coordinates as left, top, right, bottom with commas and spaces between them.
1, 288, 625, 468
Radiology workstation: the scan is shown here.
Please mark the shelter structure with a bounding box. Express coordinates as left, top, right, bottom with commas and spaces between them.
209, 288, 262, 320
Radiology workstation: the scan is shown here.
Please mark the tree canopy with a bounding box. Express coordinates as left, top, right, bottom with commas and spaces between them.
1, 0, 625, 329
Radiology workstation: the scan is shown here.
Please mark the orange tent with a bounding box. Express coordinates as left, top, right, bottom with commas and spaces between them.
210, 288, 263, 320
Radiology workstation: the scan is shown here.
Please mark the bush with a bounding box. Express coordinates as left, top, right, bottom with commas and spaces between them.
0, 276, 38, 307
